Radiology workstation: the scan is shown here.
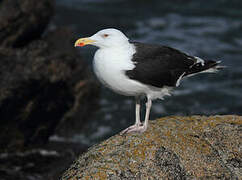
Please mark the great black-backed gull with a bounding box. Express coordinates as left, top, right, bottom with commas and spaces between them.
74, 28, 223, 135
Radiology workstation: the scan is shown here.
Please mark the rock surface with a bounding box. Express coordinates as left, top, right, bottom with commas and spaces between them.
0, 28, 99, 152
0, 0, 54, 47
62, 115, 242, 179
0, 0, 100, 179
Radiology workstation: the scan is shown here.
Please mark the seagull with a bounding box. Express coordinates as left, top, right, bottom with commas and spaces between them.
74, 28, 223, 135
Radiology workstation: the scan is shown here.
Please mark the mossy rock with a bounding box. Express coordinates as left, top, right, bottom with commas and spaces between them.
62, 115, 242, 179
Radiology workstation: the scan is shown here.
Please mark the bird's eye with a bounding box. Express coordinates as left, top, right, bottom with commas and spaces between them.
102, 34, 109, 38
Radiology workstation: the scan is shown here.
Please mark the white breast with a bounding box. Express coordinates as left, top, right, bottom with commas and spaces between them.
93, 45, 148, 96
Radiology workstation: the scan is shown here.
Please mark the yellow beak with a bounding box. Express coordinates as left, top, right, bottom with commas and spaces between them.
74, 37, 96, 47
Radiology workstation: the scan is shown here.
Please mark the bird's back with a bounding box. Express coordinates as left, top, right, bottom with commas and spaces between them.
126, 42, 221, 88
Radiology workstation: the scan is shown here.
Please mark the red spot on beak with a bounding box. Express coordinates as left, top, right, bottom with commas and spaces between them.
78, 43, 85, 47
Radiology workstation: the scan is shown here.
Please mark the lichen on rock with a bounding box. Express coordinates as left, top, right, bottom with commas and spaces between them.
61, 115, 242, 179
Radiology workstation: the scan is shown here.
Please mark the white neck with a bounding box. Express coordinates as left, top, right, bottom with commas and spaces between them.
94, 42, 136, 70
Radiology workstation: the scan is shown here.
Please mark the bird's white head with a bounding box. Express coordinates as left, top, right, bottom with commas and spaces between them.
74, 28, 129, 49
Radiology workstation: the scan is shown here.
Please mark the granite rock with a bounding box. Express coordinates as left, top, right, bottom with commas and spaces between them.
62, 115, 242, 179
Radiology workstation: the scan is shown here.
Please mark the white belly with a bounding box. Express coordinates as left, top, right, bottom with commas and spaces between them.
93, 48, 147, 96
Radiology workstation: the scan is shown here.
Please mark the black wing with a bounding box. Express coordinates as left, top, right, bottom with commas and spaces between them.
125, 42, 196, 88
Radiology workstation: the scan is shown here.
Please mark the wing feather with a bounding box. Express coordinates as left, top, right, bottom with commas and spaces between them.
126, 42, 196, 88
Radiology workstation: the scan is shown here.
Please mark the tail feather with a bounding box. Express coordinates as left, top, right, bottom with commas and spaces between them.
184, 60, 224, 77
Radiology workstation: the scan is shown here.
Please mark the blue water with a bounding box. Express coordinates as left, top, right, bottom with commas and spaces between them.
52, 0, 242, 145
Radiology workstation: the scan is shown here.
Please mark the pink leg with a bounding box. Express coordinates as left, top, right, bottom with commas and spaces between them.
120, 98, 152, 135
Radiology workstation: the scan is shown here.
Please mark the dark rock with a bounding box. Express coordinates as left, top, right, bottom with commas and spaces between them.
61, 115, 242, 179
0, 28, 99, 152
0, 0, 54, 47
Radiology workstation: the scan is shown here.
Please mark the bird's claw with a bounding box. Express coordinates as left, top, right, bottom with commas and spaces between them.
120, 123, 147, 135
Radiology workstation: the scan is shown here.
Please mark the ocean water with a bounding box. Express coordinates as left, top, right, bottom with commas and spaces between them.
52, 0, 242, 145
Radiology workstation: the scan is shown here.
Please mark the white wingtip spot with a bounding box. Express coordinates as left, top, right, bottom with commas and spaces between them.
195, 56, 205, 66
